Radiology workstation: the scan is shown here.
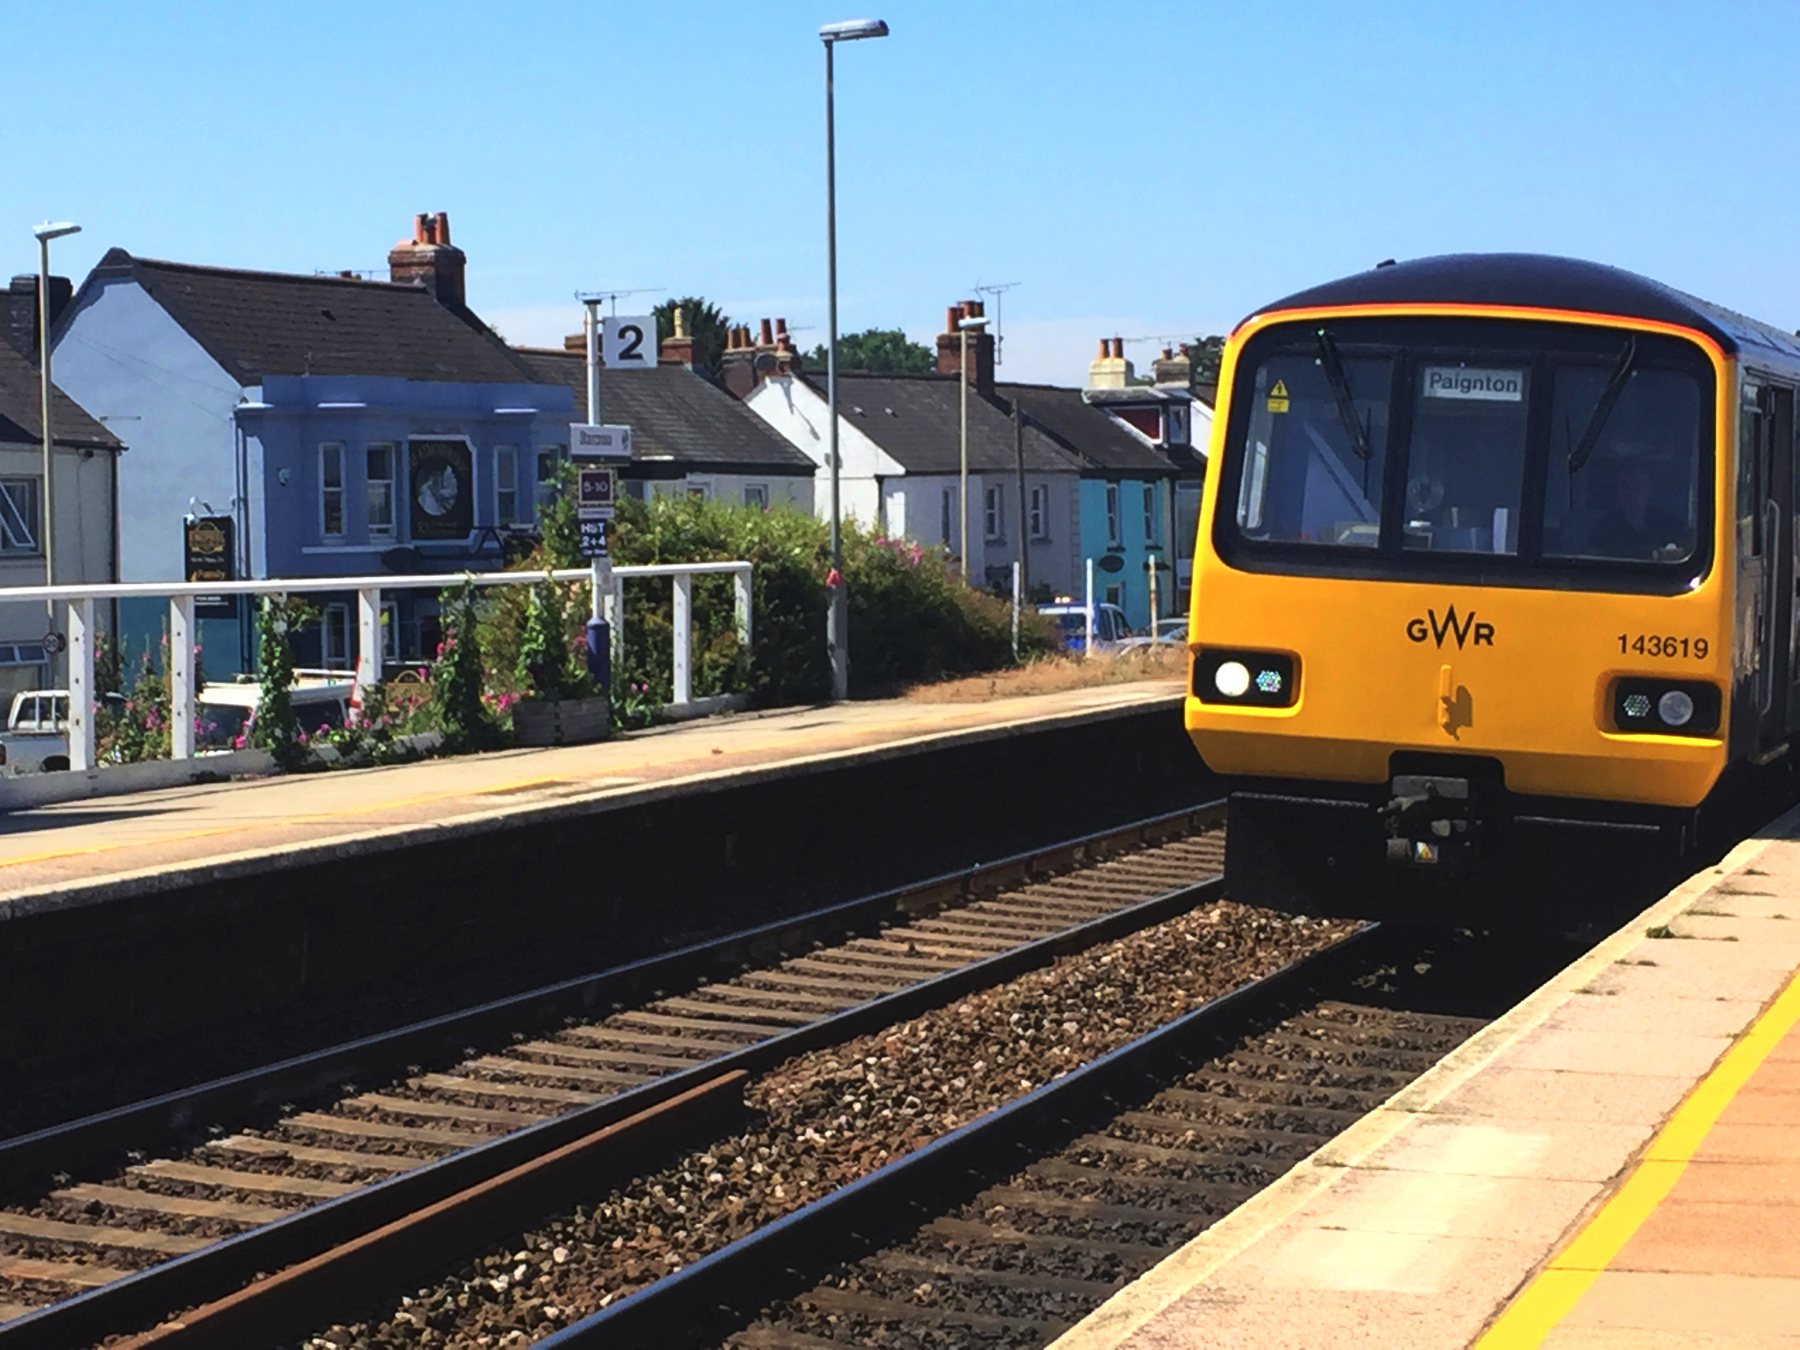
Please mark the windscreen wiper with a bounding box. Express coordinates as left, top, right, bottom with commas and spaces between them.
1315, 329, 1372, 463
1568, 335, 1638, 474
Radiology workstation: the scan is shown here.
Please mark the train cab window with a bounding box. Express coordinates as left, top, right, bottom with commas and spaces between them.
1542, 366, 1702, 564
1234, 353, 1391, 547
1401, 363, 1529, 554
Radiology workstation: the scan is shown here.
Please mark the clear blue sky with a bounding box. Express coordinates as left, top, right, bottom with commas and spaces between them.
17, 0, 1800, 385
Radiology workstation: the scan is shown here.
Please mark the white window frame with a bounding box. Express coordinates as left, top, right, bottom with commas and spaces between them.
686, 478, 715, 501
495, 446, 519, 526
1142, 482, 1158, 544
319, 443, 346, 541
984, 485, 1004, 541
1106, 482, 1123, 547
743, 483, 769, 510
322, 602, 351, 669
1104, 583, 1124, 612
0, 478, 40, 556
1028, 484, 1048, 540
367, 442, 396, 539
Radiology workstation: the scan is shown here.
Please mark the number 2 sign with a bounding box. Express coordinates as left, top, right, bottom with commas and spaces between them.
603, 315, 656, 370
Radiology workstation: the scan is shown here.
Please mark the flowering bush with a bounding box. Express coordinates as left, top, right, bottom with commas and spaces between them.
430, 580, 502, 752
253, 595, 313, 770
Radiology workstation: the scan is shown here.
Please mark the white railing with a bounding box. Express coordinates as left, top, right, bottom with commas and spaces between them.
0, 562, 754, 771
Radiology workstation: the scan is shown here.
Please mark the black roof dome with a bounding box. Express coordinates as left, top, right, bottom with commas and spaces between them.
1249, 253, 1800, 364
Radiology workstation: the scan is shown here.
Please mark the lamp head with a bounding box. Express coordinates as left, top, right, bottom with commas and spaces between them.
958, 315, 991, 330
33, 221, 81, 243
820, 18, 888, 41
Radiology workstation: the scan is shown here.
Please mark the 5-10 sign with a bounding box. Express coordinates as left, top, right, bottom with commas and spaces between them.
578, 466, 617, 517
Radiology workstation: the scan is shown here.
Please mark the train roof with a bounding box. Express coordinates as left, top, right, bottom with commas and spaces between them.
1252, 253, 1800, 367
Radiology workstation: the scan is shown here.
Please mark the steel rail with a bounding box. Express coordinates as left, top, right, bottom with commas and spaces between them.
0, 799, 1221, 1197
0, 802, 1224, 1349
536, 925, 1380, 1348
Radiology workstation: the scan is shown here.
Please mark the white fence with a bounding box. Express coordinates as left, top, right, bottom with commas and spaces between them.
1, 562, 753, 771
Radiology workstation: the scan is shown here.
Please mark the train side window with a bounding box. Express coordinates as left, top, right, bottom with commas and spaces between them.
1234, 354, 1391, 547
1401, 362, 1530, 554
1544, 365, 1702, 564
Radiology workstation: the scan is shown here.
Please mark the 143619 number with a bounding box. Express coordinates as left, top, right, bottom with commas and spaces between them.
1618, 634, 1708, 659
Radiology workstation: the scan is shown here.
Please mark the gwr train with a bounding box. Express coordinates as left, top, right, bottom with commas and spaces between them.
1184, 254, 1800, 922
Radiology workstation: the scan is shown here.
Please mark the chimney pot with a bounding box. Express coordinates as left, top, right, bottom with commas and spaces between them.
413, 213, 428, 244
945, 306, 960, 334
758, 318, 774, 346
774, 318, 788, 337
433, 212, 451, 245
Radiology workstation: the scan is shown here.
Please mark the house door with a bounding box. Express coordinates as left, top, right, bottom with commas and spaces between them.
1755, 385, 1794, 748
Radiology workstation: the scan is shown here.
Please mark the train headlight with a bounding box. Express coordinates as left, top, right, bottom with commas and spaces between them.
1194, 649, 1299, 707
1658, 690, 1695, 727
1610, 678, 1720, 737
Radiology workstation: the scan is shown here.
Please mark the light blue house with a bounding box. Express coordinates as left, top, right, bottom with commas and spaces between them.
50, 215, 573, 674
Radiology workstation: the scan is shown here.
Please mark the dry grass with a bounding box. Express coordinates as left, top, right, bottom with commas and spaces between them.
900, 644, 1187, 702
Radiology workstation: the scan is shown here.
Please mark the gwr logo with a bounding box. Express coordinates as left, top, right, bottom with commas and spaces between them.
1406, 606, 1494, 649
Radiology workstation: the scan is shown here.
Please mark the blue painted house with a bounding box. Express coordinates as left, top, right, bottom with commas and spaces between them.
993, 378, 1180, 630
50, 214, 573, 674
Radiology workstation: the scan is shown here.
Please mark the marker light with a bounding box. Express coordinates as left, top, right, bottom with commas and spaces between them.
1255, 668, 1284, 694
1610, 678, 1720, 736
1214, 661, 1251, 697
1658, 690, 1695, 727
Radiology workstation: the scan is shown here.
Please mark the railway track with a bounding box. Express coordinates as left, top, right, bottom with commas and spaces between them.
0, 803, 1229, 1346
533, 928, 1513, 1350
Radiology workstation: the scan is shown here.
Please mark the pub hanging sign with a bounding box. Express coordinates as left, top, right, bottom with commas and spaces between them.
184, 514, 238, 619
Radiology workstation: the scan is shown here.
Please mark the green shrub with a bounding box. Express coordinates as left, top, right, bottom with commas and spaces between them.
253, 596, 313, 770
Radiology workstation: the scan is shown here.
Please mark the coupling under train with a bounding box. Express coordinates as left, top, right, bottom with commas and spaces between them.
1184, 253, 1800, 921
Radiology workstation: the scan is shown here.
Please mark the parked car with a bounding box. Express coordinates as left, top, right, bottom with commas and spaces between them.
0, 690, 71, 774
197, 675, 354, 747
1116, 617, 1190, 651
1037, 601, 1132, 652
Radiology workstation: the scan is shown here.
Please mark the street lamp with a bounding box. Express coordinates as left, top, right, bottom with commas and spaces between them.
33, 221, 79, 592
958, 313, 989, 585
821, 16, 888, 703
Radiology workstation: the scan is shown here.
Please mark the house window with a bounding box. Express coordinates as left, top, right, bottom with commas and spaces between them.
743, 484, 769, 510
1105, 582, 1125, 610
1142, 482, 1158, 544
686, 479, 714, 501
320, 444, 345, 540
1029, 485, 1048, 540
941, 487, 958, 547
322, 603, 351, 669
536, 446, 566, 510
984, 486, 1004, 541
495, 446, 519, 526
0, 479, 40, 555
382, 600, 401, 662
367, 443, 395, 538
1106, 482, 1123, 547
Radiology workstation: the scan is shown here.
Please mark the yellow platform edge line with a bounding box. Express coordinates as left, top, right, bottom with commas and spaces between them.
1472, 963, 1800, 1349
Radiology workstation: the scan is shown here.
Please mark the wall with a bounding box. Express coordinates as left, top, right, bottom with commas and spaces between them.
644, 473, 814, 514
742, 377, 898, 529
0, 698, 1216, 1073
0, 439, 120, 693
1078, 477, 1175, 629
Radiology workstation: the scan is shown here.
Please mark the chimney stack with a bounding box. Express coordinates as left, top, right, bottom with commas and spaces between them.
1151, 343, 1192, 389
936, 299, 995, 394
5, 274, 73, 361
722, 320, 796, 398
659, 303, 698, 368
1088, 336, 1134, 389
388, 211, 467, 308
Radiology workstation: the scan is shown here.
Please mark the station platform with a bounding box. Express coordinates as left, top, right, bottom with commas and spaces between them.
0, 680, 1182, 910
1056, 806, 1800, 1350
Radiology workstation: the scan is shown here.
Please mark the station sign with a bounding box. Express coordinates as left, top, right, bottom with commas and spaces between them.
578, 517, 610, 560
602, 315, 657, 371
577, 466, 617, 519
570, 423, 632, 459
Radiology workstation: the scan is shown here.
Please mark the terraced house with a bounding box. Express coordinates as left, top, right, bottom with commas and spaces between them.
49, 214, 573, 674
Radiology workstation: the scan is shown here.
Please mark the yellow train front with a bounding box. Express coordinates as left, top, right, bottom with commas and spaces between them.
1186, 254, 1800, 924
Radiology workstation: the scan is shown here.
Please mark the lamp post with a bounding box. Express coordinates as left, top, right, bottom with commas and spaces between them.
33, 221, 79, 593
821, 16, 888, 702
957, 313, 989, 585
